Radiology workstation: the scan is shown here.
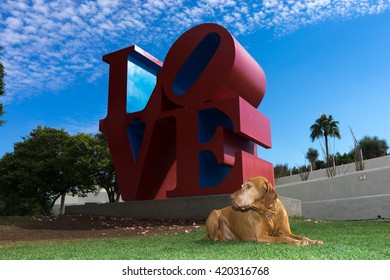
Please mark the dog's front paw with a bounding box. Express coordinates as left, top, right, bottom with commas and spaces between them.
296, 239, 310, 246
312, 240, 323, 245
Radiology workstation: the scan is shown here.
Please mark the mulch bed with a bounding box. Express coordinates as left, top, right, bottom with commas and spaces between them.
0, 214, 205, 243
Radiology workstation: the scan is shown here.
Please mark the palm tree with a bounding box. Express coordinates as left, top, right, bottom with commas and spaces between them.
310, 114, 341, 166
306, 148, 319, 171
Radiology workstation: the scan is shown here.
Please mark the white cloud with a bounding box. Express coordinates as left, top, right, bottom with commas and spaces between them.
0, 0, 389, 104
6, 17, 23, 29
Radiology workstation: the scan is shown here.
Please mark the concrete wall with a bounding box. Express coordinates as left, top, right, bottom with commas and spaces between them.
66, 195, 301, 220
276, 155, 390, 185
52, 190, 110, 215
276, 165, 390, 220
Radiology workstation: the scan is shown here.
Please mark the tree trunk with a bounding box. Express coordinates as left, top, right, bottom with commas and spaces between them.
324, 135, 329, 166
105, 187, 114, 203
60, 193, 66, 215
36, 191, 51, 216
104, 186, 121, 203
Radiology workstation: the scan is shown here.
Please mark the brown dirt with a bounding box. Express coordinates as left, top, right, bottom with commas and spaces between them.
0, 214, 205, 243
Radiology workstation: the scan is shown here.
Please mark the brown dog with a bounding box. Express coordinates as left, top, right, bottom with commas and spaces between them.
205, 176, 323, 245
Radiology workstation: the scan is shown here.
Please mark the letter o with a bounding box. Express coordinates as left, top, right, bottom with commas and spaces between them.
161, 23, 267, 108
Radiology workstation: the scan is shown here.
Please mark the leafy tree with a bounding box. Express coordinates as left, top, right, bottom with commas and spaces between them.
0, 126, 97, 215
290, 166, 300, 175
358, 136, 389, 160
56, 132, 98, 213
334, 152, 354, 165
306, 148, 319, 171
274, 163, 290, 179
11, 126, 72, 214
0, 153, 42, 215
0, 46, 5, 126
310, 114, 341, 166
92, 132, 119, 203
314, 159, 326, 170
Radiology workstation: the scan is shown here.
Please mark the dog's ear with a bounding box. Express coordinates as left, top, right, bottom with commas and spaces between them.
263, 181, 278, 209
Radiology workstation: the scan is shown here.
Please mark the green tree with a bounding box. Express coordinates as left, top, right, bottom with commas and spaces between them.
310, 114, 341, 166
12, 126, 72, 214
0, 126, 97, 215
306, 148, 319, 171
315, 159, 326, 170
334, 152, 354, 165
0, 153, 42, 215
290, 166, 299, 175
0, 46, 6, 126
93, 133, 119, 203
358, 136, 389, 159
57, 132, 98, 213
274, 163, 290, 179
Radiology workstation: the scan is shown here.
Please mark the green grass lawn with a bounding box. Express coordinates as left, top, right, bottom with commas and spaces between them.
1, 218, 389, 260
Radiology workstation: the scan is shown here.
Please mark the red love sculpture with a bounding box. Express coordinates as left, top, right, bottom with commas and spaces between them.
100, 23, 274, 201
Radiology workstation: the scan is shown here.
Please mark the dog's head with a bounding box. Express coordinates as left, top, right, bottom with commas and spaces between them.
230, 176, 278, 211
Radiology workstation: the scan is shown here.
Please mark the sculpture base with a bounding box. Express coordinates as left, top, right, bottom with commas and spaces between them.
65, 195, 301, 220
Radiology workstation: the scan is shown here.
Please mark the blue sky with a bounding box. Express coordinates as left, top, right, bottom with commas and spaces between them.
0, 0, 389, 168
